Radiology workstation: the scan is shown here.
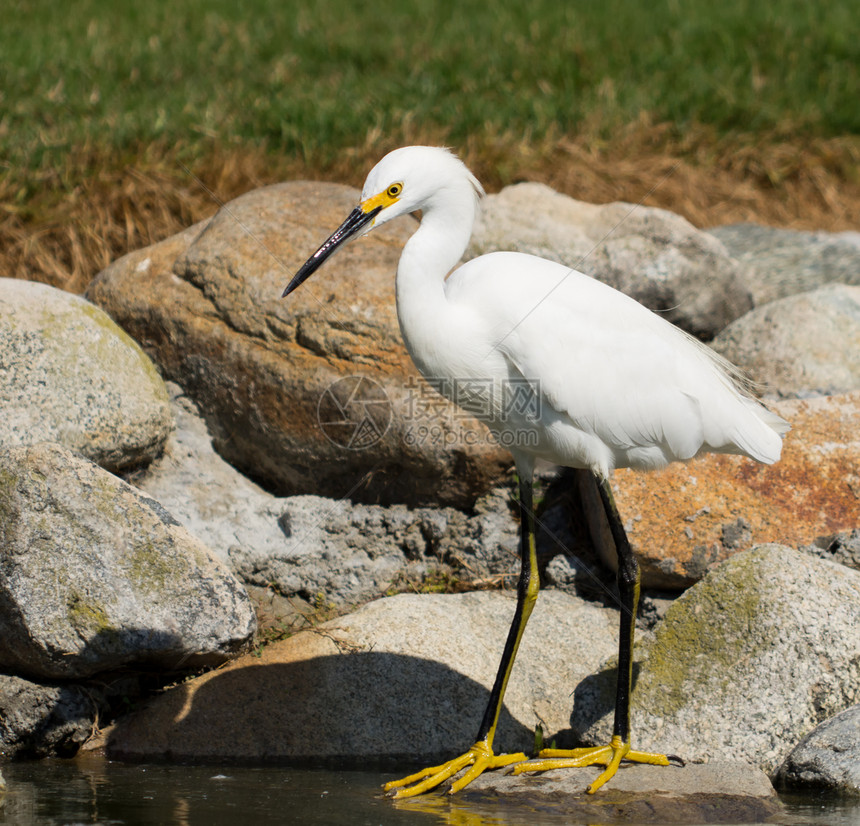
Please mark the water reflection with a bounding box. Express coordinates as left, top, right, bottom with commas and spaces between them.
0, 755, 857, 826
0, 757, 431, 826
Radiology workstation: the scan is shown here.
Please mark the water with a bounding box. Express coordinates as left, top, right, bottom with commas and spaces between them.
0, 755, 858, 826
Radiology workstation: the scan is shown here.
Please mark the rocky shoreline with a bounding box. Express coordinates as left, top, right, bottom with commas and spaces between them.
1, 178, 859, 818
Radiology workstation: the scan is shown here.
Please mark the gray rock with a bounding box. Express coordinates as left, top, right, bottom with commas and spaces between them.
108, 590, 618, 762
468, 183, 752, 338
573, 545, 860, 775
544, 554, 596, 590
462, 761, 781, 823
839, 231, 860, 249
775, 704, 860, 795
135, 384, 520, 607
0, 674, 98, 759
709, 223, 860, 305
0, 442, 256, 679
802, 530, 860, 573
228, 492, 520, 608
637, 592, 677, 631
710, 284, 860, 398
87, 183, 509, 508
130, 383, 291, 566
0, 278, 171, 471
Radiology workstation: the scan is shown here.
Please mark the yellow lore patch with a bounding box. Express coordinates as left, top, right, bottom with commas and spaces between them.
360, 182, 403, 214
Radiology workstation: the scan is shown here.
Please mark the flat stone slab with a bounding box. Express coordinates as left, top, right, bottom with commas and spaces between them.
456, 761, 781, 824
107, 591, 617, 762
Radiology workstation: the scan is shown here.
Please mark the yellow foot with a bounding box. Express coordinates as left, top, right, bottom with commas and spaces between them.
383, 741, 527, 798
512, 734, 678, 794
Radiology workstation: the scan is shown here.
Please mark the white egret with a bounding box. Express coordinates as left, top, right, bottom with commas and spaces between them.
283, 146, 788, 797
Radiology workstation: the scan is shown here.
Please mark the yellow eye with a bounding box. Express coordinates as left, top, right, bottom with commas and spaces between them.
387, 182, 403, 199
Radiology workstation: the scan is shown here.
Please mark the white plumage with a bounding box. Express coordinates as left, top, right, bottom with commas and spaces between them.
284, 145, 788, 797
353, 146, 788, 481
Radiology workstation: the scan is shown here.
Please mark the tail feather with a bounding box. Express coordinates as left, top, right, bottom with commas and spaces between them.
734, 398, 790, 464
685, 330, 790, 465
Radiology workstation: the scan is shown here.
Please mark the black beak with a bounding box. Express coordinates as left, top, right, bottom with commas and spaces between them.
282, 205, 382, 298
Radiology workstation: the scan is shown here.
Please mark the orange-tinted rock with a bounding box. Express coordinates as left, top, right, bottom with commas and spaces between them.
600, 392, 860, 588
87, 183, 509, 507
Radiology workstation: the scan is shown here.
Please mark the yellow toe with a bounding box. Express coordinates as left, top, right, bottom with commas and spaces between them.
512, 735, 674, 793
384, 742, 528, 798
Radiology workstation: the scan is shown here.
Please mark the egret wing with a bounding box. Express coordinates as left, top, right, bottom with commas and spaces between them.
446, 252, 779, 468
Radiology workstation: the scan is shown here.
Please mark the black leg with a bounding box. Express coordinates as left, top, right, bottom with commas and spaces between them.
596, 476, 639, 746
383, 464, 538, 797
476, 471, 540, 743
513, 473, 671, 793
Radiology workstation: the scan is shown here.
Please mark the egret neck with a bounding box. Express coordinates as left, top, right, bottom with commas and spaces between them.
395, 182, 479, 378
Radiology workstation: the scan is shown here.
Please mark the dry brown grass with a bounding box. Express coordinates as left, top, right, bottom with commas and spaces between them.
2, 127, 858, 295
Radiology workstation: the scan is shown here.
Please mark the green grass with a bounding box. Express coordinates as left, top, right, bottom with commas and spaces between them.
2, 0, 857, 194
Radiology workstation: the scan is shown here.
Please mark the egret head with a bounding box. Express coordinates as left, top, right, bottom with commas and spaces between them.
282, 146, 482, 297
